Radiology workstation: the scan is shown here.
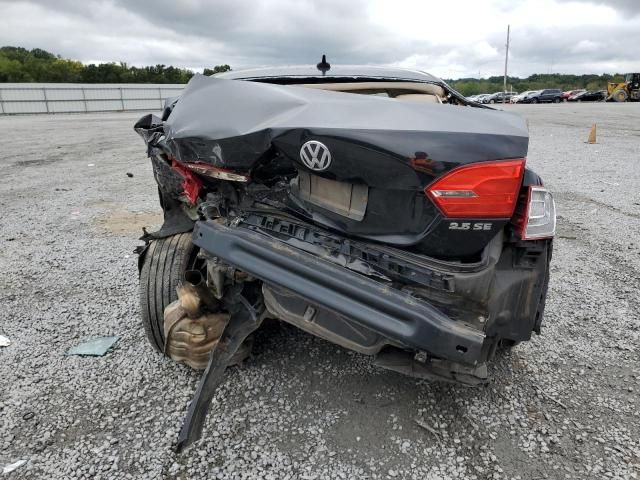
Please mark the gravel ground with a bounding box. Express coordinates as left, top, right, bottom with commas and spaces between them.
1, 103, 639, 480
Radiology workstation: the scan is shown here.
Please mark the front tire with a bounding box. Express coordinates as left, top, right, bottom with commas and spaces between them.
612, 89, 628, 102
140, 233, 199, 353
531, 98, 539, 104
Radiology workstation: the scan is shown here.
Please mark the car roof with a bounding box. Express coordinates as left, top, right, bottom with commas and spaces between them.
215, 65, 441, 83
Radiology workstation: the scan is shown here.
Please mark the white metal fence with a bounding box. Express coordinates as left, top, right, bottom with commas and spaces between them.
0, 83, 185, 114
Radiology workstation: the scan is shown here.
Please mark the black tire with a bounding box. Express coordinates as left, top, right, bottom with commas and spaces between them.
553, 98, 560, 103
531, 98, 539, 104
140, 232, 200, 353
489, 99, 496, 104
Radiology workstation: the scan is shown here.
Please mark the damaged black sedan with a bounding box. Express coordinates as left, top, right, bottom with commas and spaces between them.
135, 61, 555, 450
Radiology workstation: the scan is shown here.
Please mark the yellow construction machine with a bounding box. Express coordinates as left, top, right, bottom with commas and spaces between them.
607, 73, 640, 102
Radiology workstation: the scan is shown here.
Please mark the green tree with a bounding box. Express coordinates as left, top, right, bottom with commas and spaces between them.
203, 65, 231, 76
0, 46, 225, 83
0, 56, 32, 81
1, 45, 630, 89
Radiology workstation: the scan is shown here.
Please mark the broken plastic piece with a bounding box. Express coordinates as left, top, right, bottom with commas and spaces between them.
3, 460, 27, 474
0, 335, 10, 347
171, 159, 202, 205
66, 336, 120, 356
176, 296, 262, 452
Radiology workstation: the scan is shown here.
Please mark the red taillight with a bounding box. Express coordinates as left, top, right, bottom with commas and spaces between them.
171, 159, 202, 205
425, 159, 525, 218
170, 157, 250, 205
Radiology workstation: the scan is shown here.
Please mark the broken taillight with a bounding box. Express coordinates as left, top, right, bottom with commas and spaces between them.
171, 159, 202, 205
512, 186, 556, 240
170, 158, 249, 205
425, 159, 525, 218
183, 162, 250, 183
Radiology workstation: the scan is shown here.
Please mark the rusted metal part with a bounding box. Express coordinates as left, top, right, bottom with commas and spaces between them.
164, 305, 229, 370
163, 274, 229, 370
183, 270, 219, 312
165, 308, 229, 370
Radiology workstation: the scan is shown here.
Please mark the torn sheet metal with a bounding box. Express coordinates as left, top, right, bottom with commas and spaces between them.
133, 73, 530, 255
135, 74, 528, 177
66, 336, 120, 356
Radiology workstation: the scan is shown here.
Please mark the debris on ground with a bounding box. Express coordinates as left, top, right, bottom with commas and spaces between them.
2, 460, 27, 474
0, 335, 11, 347
414, 418, 442, 441
66, 336, 120, 356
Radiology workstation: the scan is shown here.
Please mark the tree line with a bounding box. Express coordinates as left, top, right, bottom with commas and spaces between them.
0, 46, 230, 83
0, 46, 627, 92
448, 73, 626, 96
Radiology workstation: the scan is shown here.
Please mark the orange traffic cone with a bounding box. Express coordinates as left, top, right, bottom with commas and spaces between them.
587, 124, 597, 144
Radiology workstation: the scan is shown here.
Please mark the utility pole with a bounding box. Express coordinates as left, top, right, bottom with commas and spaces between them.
503, 24, 510, 105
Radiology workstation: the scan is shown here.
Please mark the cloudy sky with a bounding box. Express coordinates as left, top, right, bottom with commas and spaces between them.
1, 0, 639, 79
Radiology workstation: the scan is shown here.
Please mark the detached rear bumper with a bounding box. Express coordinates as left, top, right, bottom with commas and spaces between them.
193, 221, 487, 365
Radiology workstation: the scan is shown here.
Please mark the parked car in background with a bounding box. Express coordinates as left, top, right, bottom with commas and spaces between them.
485, 91, 518, 104
472, 94, 492, 104
525, 89, 563, 103
567, 90, 607, 102
561, 89, 585, 101
510, 90, 539, 104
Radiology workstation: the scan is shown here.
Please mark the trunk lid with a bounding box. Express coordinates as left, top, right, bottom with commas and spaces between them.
158, 75, 529, 258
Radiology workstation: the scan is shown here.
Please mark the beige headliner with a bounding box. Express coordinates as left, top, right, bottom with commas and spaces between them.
300, 81, 446, 98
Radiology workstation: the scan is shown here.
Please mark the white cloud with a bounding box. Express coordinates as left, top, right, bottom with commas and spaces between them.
0, 0, 639, 78
571, 39, 601, 53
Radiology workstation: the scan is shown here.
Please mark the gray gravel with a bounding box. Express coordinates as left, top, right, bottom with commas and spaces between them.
1, 103, 639, 479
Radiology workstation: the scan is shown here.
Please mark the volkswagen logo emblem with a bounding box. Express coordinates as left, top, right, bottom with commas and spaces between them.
300, 140, 331, 171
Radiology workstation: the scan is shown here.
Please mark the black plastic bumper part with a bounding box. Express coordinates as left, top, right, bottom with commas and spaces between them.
193, 221, 487, 364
